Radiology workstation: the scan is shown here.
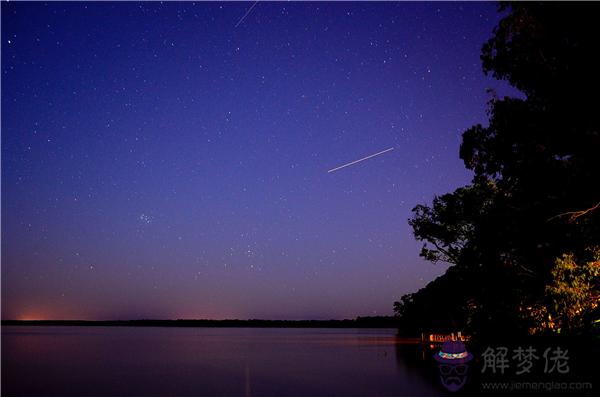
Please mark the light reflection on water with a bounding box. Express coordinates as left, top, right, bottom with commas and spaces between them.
2, 326, 443, 397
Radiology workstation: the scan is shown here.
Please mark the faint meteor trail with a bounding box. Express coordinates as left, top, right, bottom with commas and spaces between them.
327, 147, 395, 173
235, 1, 259, 28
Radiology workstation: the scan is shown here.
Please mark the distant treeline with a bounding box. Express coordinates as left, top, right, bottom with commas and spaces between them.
2, 316, 399, 328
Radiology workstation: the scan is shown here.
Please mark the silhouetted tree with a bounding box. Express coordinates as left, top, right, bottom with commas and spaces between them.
396, 2, 600, 337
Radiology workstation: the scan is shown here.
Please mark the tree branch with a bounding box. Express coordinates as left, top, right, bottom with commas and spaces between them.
430, 241, 460, 265
547, 201, 600, 223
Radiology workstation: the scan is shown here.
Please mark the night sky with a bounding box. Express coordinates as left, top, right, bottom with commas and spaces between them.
2, 2, 518, 320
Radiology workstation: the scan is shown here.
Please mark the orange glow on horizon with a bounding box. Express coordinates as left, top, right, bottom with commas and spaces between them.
17, 314, 48, 321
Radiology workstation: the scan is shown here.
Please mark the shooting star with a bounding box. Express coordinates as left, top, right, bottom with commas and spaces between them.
328, 147, 395, 173
235, 1, 259, 28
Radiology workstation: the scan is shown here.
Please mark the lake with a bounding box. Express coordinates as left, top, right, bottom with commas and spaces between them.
1, 326, 443, 397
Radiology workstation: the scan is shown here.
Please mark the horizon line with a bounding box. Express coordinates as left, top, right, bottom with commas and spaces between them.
3, 316, 395, 322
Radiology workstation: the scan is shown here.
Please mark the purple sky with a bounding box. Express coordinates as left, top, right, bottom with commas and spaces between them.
2, 2, 519, 320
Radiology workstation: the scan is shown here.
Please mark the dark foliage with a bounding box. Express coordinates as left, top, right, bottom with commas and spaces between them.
396, 2, 600, 338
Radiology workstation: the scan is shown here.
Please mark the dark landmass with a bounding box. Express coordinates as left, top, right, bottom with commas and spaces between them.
1, 316, 399, 328
395, 2, 600, 339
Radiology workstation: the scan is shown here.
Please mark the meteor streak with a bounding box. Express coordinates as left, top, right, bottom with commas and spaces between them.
327, 147, 394, 173
235, 1, 259, 28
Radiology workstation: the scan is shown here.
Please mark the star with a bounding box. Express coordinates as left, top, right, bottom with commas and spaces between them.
139, 214, 152, 224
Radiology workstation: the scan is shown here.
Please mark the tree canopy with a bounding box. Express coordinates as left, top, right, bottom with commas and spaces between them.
396, 2, 600, 338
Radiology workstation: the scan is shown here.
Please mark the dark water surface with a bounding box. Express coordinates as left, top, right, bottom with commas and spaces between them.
2, 326, 442, 397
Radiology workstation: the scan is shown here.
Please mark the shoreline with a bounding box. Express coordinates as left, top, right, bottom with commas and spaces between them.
1, 318, 400, 329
